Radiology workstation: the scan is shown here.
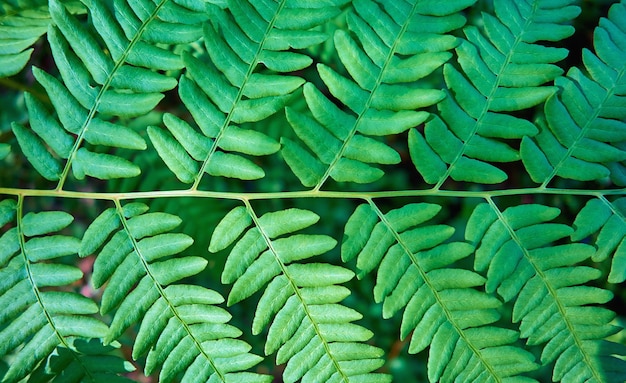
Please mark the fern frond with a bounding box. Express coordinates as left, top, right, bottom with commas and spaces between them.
410, 0, 579, 186
0, 0, 83, 78
210, 205, 391, 383
151, 0, 344, 185
572, 197, 626, 284
0, 198, 116, 383
81, 201, 270, 383
2, 1, 626, 381
467, 201, 626, 382
27, 338, 136, 382
282, 0, 474, 188
12, 0, 206, 185
342, 201, 539, 382
0, 0, 49, 78
521, 0, 626, 186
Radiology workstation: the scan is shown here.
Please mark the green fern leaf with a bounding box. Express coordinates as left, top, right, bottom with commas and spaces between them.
0, 198, 118, 383
410, 0, 579, 186
2, 1, 626, 382
11, 122, 62, 181
152, 0, 340, 185
0, 0, 48, 78
27, 338, 135, 383
210, 205, 391, 383
521, 0, 626, 185
14, 0, 206, 186
283, 0, 472, 188
83, 202, 270, 383
572, 197, 626, 284
0, 0, 84, 78
343, 202, 539, 382
468, 201, 626, 382
72, 148, 141, 180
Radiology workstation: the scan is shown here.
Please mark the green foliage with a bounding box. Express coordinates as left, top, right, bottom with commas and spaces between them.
0, 199, 130, 382
209, 206, 389, 383
344, 202, 539, 381
1, 0, 626, 382
0, 0, 84, 78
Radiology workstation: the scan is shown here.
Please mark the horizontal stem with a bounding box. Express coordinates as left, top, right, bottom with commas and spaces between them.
1, 186, 624, 201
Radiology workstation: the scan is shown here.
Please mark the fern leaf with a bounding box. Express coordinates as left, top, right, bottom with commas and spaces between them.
572, 197, 626, 284
11, 122, 62, 181
283, 0, 473, 188
410, 0, 579, 186
0, 198, 120, 383
2, 1, 626, 382
152, 0, 342, 185
26, 338, 136, 383
0, 0, 48, 78
0, 0, 84, 78
342, 202, 539, 382
83, 202, 270, 383
521, 0, 626, 185
210, 205, 391, 383
467, 201, 626, 382
14, 0, 206, 185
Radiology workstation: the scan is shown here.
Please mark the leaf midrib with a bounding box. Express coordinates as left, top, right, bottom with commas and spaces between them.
56, 0, 169, 191
113, 199, 228, 382
191, 0, 288, 190
313, 1, 421, 192
486, 197, 604, 382
368, 199, 505, 383
541, 65, 626, 187
244, 199, 352, 383
16, 195, 96, 382
1, 185, 623, 201
433, 1, 544, 190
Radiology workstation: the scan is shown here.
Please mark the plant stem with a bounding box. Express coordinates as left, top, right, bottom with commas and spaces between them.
1, 186, 624, 201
